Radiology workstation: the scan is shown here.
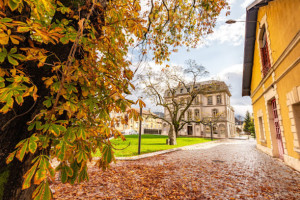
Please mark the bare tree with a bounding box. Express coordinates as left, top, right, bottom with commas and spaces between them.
139, 59, 223, 145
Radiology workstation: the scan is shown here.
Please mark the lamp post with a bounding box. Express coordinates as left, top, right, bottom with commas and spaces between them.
210, 119, 213, 141
138, 98, 143, 155
225, 19, 261, 28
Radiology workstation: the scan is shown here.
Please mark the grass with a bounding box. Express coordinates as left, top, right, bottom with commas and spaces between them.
94, 134, 214, 157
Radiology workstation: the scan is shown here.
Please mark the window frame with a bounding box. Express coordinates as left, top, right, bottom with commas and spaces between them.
207, 96, 213, 105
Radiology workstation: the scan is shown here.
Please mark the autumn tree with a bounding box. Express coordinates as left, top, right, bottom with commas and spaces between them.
0, 0, 229, 199
140, 60, 219, 145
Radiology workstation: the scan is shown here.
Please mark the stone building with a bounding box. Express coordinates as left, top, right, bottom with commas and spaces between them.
162, 80, 235, 138
112, 108, 162, 134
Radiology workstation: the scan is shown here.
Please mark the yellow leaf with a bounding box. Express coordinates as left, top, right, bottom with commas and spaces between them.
0, 33, 9, 45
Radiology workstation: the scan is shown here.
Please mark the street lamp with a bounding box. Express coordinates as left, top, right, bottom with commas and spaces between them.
225, 19, 261, 29
210, 119, 213, 141
138, 97, 143, 155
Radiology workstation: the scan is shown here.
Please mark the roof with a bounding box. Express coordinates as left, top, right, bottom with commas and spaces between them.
242, 0, 273, 96
165, 80, 231, 97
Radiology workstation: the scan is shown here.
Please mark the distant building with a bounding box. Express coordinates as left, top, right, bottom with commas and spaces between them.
111, 109, 162, 134
235, 117, 244, 134
162, 80, 235, 138
242, 0, 300, 171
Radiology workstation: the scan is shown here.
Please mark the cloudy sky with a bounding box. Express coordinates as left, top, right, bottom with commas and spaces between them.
130, 0, 254, 117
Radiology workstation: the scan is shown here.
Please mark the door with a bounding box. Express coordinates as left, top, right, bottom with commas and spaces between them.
187, 125, 193, 135
271, 99, 284, 160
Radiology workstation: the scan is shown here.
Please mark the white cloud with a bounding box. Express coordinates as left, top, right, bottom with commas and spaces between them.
241, 0, 254, 8
212, 64, 253, 116
199, 13, 246, 47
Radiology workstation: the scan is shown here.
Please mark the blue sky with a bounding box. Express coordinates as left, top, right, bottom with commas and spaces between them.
131, 0, 254, 117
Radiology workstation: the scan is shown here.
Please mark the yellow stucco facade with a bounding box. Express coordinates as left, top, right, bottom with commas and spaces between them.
246, 0, 300, 171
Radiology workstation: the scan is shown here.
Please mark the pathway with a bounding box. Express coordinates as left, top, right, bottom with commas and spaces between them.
52, 139, 300, 199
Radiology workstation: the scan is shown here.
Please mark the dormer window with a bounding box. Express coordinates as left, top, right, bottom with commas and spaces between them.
260, 27, 271, 76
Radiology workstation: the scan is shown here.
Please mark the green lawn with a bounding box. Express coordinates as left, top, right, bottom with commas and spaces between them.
94, 134, 214, 157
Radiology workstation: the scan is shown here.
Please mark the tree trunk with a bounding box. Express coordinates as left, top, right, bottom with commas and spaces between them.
167, 126, 177, 145
0, 99, 44, 200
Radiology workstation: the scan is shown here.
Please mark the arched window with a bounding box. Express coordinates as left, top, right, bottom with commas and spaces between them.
259, 26, 271, 76
219, 124, 226, 134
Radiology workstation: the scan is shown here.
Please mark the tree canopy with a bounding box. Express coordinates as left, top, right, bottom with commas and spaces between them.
0, 0, 229, 199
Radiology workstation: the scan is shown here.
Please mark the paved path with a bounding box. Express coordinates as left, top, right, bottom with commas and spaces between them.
52, 139, 300, 199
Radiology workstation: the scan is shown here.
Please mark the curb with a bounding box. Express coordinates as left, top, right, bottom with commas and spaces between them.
114, 140, 222, 161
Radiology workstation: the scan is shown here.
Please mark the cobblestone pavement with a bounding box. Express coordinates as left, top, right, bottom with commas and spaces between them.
52, 139, 300, 200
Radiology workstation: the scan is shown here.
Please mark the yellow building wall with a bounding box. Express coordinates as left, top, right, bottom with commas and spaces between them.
253, 98, 272, 149
250, 0, 300, 160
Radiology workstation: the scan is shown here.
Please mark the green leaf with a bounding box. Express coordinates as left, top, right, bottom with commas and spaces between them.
8, 0, 20, 11
22, 160, 39, 190
16, 139, 29, 162
43, 99, 52, 108
57, 141, 66, 161
78, 166, 89, 183
29, 135, 38, 154
78, 126, 86, 140
34, 168, 47, 185
50, 124, 60, 136
11, 53, 26, 61
69, 161, 79, 184
0, 49, 7, 63
15, 95, 24, 105
6, 150, 16, 164
10, 47, 17, 54
57, 124, 67, 132
32, 180, 52, 200
102, 144, 114, 164
60, 166, 67, 183
7, 55, 19, 65
0, 18, 13, 23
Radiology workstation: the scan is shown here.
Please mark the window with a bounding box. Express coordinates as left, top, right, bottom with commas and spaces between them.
217, 95, 222, 104
187, 88, 190, 92
260, 27, 271, 76
180, 88, 183, 93
212, 109, 218, 117
292, 102, 300, 149
205, 126, 210, 132
187, 110, 192, 120
194, 109, 200, 120
194, 96, 199, 104
258, 116, 265, 142
207, 96, 212, 105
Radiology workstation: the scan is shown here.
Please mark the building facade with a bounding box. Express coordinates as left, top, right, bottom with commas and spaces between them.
242, 0, 300, 171
112, 109, 162, 134
162, 80, 235, 138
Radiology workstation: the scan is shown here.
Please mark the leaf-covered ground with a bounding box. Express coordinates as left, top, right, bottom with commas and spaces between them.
51, 140, 300, 199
